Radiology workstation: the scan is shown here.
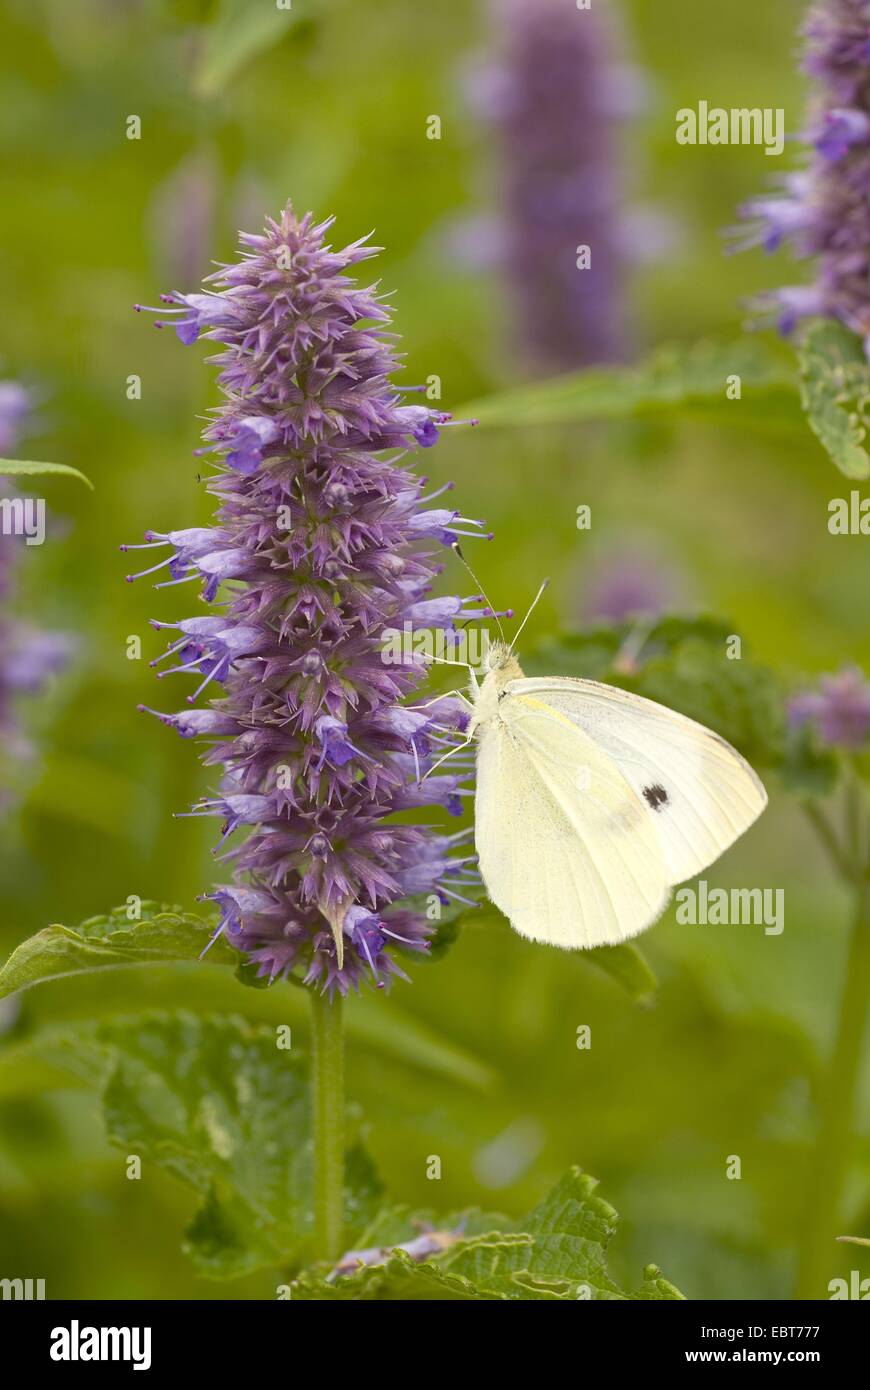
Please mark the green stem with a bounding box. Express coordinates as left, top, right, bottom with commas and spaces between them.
795, 881, 870, 1298
310, 989, 345, 1263
803, 801, 854, 882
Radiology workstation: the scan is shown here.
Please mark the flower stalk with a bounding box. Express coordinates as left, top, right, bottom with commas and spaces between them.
795, 878, 870, 1296
797, 764, 870, 1296
310, 988, 345, 1263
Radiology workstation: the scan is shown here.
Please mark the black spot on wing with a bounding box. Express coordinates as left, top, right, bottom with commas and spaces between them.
642, 784, 669, 811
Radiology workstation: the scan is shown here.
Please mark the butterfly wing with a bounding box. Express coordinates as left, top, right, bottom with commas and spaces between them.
507, 677, 767, 885
475, 691, 670, 948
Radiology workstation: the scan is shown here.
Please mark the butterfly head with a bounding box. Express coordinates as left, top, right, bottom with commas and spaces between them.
483, 640, 524, 683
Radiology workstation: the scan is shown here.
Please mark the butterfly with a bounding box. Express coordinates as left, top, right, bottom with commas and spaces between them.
465, 635, 767, 948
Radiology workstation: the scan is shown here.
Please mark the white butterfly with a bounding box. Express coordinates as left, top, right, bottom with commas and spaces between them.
464, 638, 767, 948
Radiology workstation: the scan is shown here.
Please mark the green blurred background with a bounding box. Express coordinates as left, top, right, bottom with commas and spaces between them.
0, 0, 868, 1300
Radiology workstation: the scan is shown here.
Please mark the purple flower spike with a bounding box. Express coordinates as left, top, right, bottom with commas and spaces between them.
128, 203, 483, 996
737, 1, 870, 352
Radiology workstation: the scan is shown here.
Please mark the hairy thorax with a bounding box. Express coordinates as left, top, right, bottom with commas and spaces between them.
469, 642, 524, 735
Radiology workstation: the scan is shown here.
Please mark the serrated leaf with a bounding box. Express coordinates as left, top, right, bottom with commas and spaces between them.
97, 1011, 381, 1278
292, 1168, 684, 1300
0, 458, 94, 489
194, 0, 312, 99
451, 1168, 684, 1300
0, 903, 237, 1000
2, 1013, 678, 1296
798, 319, 870, 479
460, 338, 796, 428
290, 1242, 518, 1300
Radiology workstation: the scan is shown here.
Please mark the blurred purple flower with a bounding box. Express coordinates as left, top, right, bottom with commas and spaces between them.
0, 382, 71, 795
127, 204, 493, 998
479, 0, 637, 369
581, 546, 681, 626
0, 382, 32, 453
150, 151, 218, 290
5, 628, 72, 692
789, 666, 870, 748
736, 0, 870, 354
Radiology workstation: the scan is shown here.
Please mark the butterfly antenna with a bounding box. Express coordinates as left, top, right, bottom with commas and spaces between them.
509, 578, 550, 654
451, 541, 507, 644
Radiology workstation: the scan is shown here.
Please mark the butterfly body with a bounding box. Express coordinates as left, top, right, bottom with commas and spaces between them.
468, 642, 767, 950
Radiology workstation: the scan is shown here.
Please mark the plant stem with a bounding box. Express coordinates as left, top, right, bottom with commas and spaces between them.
795, 881, 870, 1297
310, 988, 345, 1263
803, 800, 854, 882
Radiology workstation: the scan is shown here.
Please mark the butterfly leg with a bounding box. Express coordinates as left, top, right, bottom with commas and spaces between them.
420, 732, 475, 782
418, 651, 481, 703
410, 688, 474, 714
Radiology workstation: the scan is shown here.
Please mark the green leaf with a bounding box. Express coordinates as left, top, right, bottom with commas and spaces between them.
291, 1168, 684, 1300
98, 1011, 381, 1278
0, 458, 94, 489
289, 1242, 517, 1301
585, 942, 658, 1005
0, 1016, 678, 1295
798, 319, 870, 479
194, 0, 312, 99
459, 339, 796, 428
0, 903, 237, 1000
